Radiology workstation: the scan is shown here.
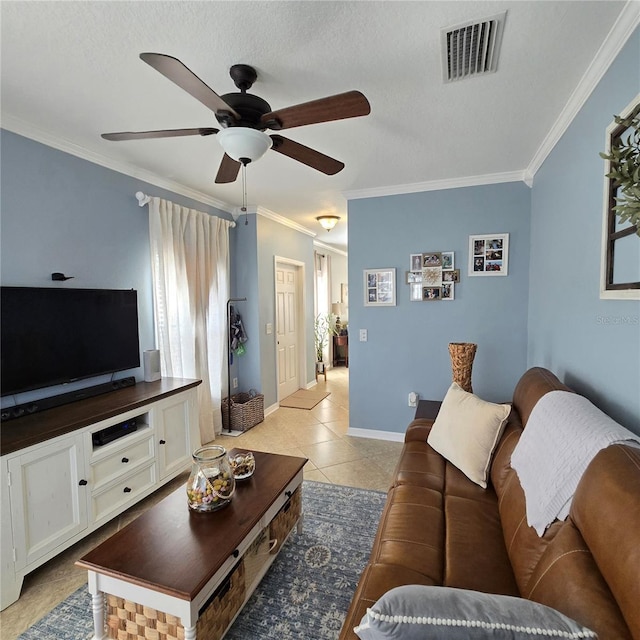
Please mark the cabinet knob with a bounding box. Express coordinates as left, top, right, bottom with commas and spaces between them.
123, 486, 132, 493
159, 439, 166, 445
78, 479, 88, 486
121, 457, 129, 463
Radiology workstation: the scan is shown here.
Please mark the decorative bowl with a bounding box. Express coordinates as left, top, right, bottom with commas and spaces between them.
230, 451, 255, 480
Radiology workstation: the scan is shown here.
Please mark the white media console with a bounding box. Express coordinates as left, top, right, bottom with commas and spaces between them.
0, 378, 201, 610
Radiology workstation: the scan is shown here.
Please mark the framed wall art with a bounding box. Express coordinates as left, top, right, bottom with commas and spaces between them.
409, 283, 423, 301
441, 251, 454, 270
410, 254, 423, 271
364, 268, 396, 306
442, 282, 455, 300
468, 233, 509, 276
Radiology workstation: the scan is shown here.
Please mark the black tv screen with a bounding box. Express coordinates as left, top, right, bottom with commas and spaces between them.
1, 287, 140, 396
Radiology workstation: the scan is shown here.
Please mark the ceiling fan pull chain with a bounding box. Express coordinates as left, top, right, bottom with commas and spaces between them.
241, 163, 248, 226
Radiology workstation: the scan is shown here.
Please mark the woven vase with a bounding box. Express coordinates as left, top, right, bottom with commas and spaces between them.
448, 342, 477, 393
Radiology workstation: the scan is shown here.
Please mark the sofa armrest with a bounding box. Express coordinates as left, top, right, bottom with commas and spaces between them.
405, 419, 435, 442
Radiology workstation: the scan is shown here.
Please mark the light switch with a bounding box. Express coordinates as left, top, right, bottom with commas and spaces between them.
359, 329, 368, 342
266, 323, 273, 334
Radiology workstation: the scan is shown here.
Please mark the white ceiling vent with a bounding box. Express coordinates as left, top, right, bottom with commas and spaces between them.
441, 12, 506, 83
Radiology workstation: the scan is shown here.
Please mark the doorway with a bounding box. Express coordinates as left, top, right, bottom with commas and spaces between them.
275, 258, 305, 401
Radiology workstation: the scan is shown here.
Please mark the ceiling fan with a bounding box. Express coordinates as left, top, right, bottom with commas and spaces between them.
102, 53, 371, 184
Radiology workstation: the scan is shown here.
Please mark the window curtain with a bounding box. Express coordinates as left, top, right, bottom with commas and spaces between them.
148, 197, 233, 445
314, 251, 332, 362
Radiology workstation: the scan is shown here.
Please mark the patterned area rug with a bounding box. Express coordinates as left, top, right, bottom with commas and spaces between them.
18, 480, 386, 640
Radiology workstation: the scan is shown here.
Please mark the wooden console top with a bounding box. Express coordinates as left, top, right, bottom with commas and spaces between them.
0, 378, 201, 456
76, 450, 307, 601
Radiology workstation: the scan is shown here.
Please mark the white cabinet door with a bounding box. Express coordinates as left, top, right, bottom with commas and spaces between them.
8, 434, 87, 569
154, 390, 198, 480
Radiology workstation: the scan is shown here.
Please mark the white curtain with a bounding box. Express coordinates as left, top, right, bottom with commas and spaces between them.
148, 197, 233, 445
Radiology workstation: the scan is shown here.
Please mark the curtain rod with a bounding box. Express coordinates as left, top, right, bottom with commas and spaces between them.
135, 191, 236, 227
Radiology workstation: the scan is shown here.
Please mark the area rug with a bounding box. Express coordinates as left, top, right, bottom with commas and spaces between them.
18, 480, 386, 640
279, 389, 330, 410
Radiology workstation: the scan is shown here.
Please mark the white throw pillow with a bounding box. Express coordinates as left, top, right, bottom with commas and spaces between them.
427, 383, 511, 488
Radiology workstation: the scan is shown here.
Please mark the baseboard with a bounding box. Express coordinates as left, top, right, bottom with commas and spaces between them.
305, 379, 318, 390
347, 427, 405, 443
264, 402, 279, 417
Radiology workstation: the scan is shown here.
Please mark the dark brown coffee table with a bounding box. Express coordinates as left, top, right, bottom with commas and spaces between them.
77, 449, 307, 640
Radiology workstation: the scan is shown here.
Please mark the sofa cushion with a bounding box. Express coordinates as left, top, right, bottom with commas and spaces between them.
570, 444, 640, 638
353, 585, 596, 640
427, 383, 511, 488
371, 484, 444, 583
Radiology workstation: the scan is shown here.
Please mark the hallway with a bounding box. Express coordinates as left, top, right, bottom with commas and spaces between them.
216, 366, 404, 491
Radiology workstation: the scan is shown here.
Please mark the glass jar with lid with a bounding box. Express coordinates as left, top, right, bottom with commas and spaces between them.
186, 445, 236, 512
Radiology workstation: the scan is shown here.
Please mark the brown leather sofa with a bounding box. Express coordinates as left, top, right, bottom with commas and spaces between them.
339, 367, 640, 640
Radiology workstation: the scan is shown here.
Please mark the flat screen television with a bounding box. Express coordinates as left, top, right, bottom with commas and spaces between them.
1, 287, 140, 397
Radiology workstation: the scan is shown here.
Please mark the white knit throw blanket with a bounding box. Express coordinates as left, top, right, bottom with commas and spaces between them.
511, 390, 640, 536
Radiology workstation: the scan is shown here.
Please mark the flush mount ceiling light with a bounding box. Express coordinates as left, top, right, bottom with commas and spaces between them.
217, 128, 273, 164
316, 215, 341, 231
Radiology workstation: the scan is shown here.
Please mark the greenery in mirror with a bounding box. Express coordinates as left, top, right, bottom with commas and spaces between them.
314, 313, 338, 363
600, 104, 640, 236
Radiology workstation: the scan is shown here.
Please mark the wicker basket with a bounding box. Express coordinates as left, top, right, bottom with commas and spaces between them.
448, 342, 477, 393
105, 559, 245, 640
243, 527, 271, 589
222, 392, 264, 432
269, 488, 302, 554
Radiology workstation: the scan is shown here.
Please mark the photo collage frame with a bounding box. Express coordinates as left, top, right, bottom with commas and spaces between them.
407, 252, 459, 301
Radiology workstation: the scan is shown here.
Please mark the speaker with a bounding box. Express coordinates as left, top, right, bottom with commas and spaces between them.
143, 349, 161, 382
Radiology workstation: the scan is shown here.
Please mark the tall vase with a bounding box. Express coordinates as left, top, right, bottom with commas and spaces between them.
448, 342, 477, 393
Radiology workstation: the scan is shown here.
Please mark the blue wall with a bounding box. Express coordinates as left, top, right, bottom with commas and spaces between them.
0, 129, 232, 406
528, 29, 640, 431
256, 215, 316, 408
348, 182, 531, 434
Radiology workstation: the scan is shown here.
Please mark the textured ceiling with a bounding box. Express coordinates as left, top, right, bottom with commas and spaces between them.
0, 1, 632, 251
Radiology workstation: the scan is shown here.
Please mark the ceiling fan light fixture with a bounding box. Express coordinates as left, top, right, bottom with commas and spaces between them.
317, 215, 340, 231
217, 127, 272, 163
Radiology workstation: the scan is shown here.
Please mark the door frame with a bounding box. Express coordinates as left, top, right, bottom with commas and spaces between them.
274, 256, 308, 401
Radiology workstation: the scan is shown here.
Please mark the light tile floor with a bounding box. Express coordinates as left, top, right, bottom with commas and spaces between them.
0, 367, 404, 639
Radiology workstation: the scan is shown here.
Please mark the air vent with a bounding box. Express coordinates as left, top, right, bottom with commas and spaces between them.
441, 12, 506, 82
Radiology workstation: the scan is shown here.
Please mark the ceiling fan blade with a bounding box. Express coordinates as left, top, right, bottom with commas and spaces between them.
261, 90, 370, 130
102, 127, 218, 141
140, 53, 240, 119
270, 135, 344, 175
215, 154, 241, 184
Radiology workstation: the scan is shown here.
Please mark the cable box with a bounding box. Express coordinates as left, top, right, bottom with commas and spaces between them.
92, 418, 138, 446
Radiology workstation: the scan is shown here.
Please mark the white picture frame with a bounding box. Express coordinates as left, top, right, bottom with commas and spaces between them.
468, 233, 509, 276
441, 251, 454, 271
364, 268, 396, 306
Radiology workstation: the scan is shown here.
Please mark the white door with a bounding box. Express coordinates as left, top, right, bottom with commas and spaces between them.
276, 263, 300, 400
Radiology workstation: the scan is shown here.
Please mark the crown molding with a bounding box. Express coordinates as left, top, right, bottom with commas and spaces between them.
313, 240, 348, 257
343, 170, 527, 201
256, 205, 317, 237
2, 115, 236, 213
527, 1, 640, 182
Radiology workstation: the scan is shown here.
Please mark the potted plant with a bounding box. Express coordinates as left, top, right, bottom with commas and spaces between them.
600, 104, 640, 235
314, 313, 337, 373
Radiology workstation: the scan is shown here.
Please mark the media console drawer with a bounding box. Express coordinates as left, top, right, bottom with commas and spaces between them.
91, 462, 157, 523
90, 430, 155, 490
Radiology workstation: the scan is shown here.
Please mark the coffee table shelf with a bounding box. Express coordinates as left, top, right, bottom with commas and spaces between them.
77, 450, 307, 640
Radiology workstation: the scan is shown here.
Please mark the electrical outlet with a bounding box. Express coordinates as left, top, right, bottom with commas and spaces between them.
232, 377, 238, 389
359, 329, 368, 342
408, 392, 418, 407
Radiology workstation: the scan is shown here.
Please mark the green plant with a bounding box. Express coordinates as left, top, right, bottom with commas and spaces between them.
599, 105, 640, 236
314, 313, 337, 362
